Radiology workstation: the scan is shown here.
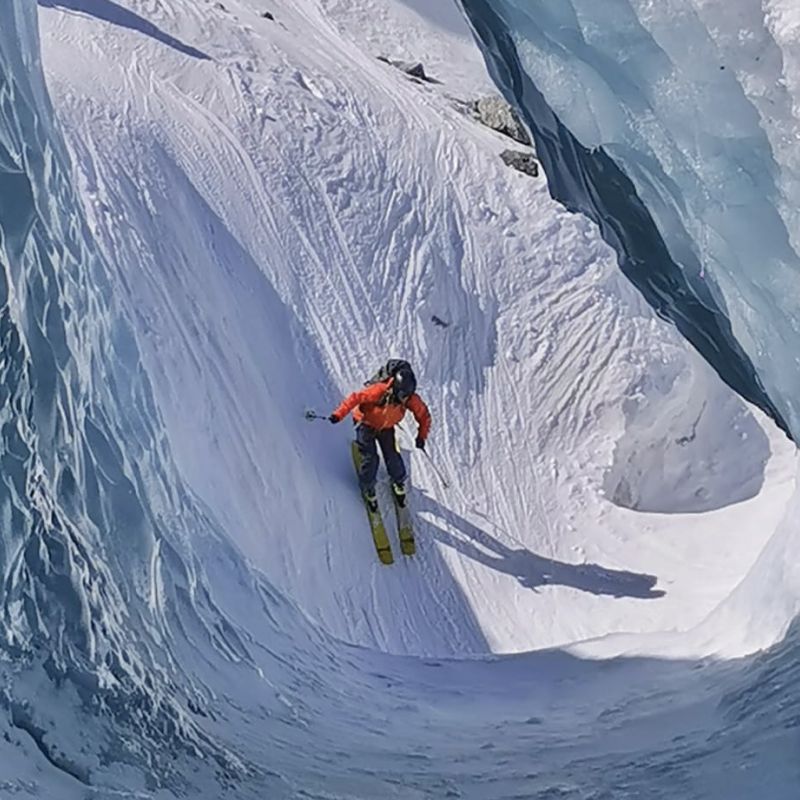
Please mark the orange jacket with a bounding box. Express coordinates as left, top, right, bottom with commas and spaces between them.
332, 379, 431, 440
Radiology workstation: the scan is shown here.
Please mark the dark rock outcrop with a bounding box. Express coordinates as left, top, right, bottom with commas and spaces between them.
471, 96, 531, 146
500, 150, 539, 177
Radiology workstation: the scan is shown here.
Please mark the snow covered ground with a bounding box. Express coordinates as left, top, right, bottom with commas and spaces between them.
37, 0, 796, 667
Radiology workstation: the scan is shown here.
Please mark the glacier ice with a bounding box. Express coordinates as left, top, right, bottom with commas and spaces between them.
1, 0, 799, 798
0, 1, 257, 791
460, 0, 800, 441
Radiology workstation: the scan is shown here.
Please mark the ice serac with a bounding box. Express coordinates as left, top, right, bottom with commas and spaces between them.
459, 0, 800, 441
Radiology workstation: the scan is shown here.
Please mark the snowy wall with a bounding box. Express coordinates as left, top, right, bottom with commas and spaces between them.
0, 1, 252, 789
459, 0, 800, 441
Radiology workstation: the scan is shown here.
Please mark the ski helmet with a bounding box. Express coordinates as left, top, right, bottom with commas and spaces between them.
392, 368, 417, 402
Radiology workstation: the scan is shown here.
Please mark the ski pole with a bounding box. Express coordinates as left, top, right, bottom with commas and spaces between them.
420, 448, 450, 489
397, 422, 450, 489
304, 410, 329, 421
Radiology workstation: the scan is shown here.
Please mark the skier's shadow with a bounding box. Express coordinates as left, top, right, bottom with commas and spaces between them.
416, 493, 665, 599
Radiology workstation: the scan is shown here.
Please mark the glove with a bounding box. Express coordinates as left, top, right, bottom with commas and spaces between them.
329, 414, 340, 424
415, 437, 425, 450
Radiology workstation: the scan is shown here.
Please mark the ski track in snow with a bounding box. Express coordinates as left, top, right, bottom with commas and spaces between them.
39, 0, 797, 659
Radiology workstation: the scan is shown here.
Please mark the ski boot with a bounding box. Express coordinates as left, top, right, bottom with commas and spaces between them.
390, 481, 407, 508
362, 487, 379, 514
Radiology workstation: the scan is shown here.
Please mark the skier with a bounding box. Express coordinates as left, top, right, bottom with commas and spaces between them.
329, 360, 431, 512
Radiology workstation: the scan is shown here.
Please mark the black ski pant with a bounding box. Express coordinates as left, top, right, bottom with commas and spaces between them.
355, 424, 406, 493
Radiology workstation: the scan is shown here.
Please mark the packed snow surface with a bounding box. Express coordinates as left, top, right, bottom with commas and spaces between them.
0, 0, 796, 797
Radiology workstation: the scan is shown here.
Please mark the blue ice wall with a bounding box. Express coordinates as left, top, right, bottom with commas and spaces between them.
0, 2, 254, 790
459, 0, 796, 440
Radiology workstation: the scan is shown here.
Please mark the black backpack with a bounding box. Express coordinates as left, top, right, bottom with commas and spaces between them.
365, 358, 415, 387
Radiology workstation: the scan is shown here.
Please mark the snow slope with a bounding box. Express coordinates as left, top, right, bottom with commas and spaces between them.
38, 0, 796, 660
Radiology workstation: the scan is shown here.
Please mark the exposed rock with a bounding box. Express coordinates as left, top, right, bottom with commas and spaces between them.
500, 150, 539, 178
377, 57, 441, 84
472, 96, 531, 146
261, 11, 274, 20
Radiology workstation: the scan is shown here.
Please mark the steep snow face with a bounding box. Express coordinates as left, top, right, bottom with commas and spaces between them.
39, 0, 797, 661
460, 0, 800, 441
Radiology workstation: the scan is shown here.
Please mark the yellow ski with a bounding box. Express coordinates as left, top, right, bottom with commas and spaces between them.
351, 442, 393, 565
391, 490, 415, 556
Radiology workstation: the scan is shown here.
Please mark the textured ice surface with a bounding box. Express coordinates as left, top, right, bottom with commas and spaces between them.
460, 0, 800, 441
0, 2, 252, 792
